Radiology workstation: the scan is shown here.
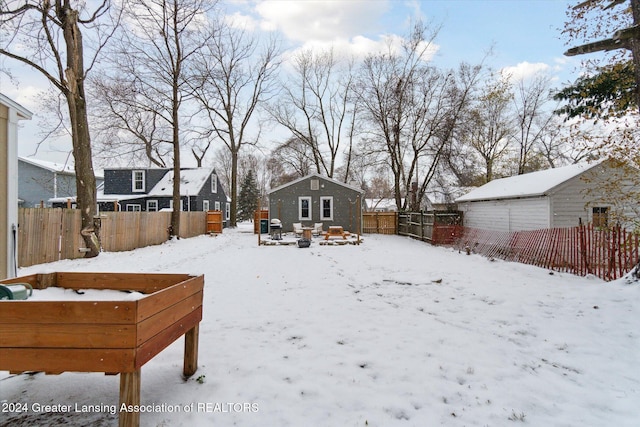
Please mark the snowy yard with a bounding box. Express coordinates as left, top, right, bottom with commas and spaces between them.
1, 223, 639, 427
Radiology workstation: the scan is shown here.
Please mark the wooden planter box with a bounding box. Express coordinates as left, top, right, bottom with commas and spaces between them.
0, 272, 204, 427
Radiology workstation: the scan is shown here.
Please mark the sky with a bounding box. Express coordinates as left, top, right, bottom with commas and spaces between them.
1, 0, 581, 166
2, 223, 639, 426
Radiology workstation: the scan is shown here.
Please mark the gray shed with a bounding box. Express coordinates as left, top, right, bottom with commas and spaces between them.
268, 173, 364, 234
455, 160, 639, 232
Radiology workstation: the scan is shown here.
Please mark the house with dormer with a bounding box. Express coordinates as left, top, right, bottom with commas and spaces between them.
95, 167, 229, 220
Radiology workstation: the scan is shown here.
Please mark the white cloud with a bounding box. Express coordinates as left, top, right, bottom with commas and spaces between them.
254, 0, 390, 43
224, 11, 259, 30
501, 61, 550, 81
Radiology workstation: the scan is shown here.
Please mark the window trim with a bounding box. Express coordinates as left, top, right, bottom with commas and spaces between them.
126, 204, 142, 212
211, 174, 217, 193
298, 196, 312, 220
214, 201, 221, 211
320, 196, 334, 221
203, 200, 210, 211
146, 200, 158, 212
132, 170, 145, 192
591, 206, 610, 228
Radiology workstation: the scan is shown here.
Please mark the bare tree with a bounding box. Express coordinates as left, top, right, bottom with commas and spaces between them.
510, 73, 559, 174
357, 22, 482, 211
190, 20, 280, 227
269, 136, 314, 178
97, 0, 214, 237
461, 73, 514, 183
269, 47, 359, 181
90, 75, 173, 168
1, 0, 116, 257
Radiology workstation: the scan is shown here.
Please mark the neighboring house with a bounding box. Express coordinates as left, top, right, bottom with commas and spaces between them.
365, 198, 403, 212
455, 160, 639, 232
268, 173, 365, 233
1, 94, 32, 279
96, 167, 228, 219
19, 156, 105, 208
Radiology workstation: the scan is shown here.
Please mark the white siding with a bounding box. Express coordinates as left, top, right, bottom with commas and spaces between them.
550, 161, 639, 229
459, 197, 550, 232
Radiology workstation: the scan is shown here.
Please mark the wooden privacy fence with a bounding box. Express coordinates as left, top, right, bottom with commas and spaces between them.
362, 212, 398, 235
18, 208, 207, 268
398, 211, 463, 244
451, 224, 639, 281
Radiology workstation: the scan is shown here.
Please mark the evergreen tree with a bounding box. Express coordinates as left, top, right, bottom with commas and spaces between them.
238, 170, 259, 221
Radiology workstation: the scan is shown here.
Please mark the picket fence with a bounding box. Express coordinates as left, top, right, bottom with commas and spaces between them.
450, 224, 639, 281
18, 208, 207, 268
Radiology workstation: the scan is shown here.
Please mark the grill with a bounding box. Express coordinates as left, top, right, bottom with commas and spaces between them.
270, 219, 282, 240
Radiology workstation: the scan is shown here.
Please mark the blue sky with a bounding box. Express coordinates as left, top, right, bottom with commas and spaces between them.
2, 0, 581, 164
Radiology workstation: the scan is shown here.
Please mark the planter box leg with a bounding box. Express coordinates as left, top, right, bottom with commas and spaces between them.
119, 370, 141, 427
183, 324, 200, 377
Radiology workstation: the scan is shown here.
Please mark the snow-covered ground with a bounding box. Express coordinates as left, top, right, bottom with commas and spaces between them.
2, 223, 639, 427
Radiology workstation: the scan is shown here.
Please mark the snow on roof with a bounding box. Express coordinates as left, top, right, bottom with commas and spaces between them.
267, 173, 364, 194
365, 198, 402, 210
19, 156, 76, 174
148, 168, 213, 197
456, 162, 601, 203
19, 156, 104, 179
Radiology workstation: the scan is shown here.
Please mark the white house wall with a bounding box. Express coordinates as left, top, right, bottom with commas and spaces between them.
549, 161, 639, 229
459, 197, 551, 232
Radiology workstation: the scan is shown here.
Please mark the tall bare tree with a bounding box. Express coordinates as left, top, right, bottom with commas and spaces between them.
1, 0, 115, 257
510, 73, 558, 174
269, 48, 359, 181
460, 73, 513, 183
190, 20, 280, 227
357, 22, 482, 211
96, 0, 214, 237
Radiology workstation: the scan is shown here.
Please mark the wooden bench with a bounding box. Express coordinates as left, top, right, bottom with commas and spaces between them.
0, 272, 204, 427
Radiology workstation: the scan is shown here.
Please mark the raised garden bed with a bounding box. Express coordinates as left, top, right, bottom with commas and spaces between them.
0, 272, 204, 427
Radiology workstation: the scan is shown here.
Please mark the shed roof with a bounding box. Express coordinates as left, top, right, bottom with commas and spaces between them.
148, 168, 214, 197
456, 162, 601, 203
268, 173, 364, 194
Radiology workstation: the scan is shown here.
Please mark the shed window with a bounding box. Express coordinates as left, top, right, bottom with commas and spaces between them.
203, 200, 210, 211
132, 170, 145, 192
215, 201, 221, 211
146, 200, 158, 212
320, 196, 333, 220
126, 204, 141, 212
299, 196, 312, 220
592, 207, 609, 228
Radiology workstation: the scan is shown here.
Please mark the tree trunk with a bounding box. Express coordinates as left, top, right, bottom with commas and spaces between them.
230, 150, 238, 227
61, 4, 99, 257
631, 0, 640, 112
170, 88, 181, 239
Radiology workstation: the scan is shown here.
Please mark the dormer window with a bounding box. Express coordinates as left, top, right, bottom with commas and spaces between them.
211, 174, 217, 193
132, 170, 145, 192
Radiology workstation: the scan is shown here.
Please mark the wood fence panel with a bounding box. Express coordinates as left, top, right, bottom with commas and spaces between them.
206, 211, 223, 234
19, 209, 208, 266
362, 212, 397, 235
60, 209, 84, 261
